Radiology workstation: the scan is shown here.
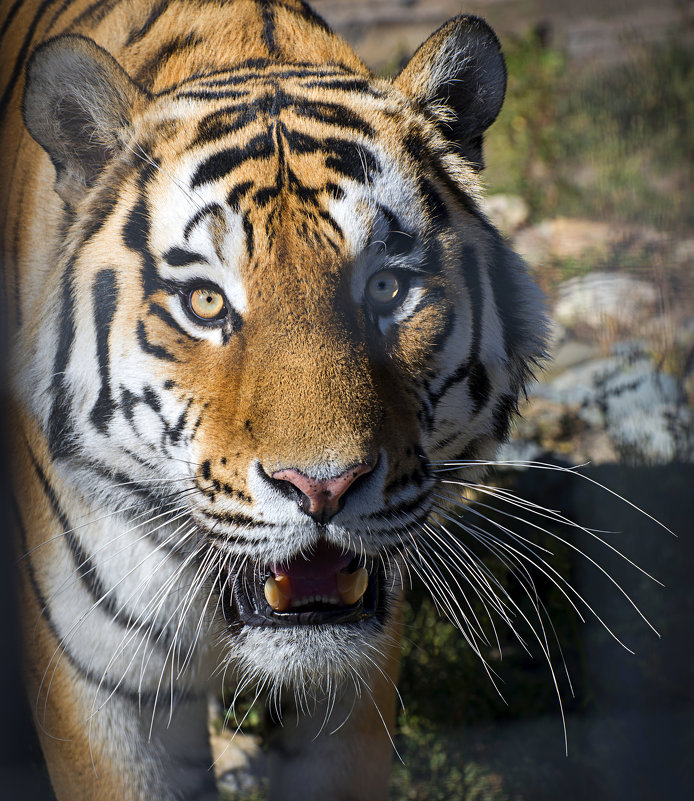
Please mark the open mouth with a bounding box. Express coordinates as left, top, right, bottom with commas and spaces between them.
223, 540, 383, 628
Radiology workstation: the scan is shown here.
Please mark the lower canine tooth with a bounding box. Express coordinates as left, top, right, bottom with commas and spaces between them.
337, 567, 369, 605
264, 576, 291, 612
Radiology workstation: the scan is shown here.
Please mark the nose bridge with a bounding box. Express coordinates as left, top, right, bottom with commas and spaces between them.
243, 300, 382, 472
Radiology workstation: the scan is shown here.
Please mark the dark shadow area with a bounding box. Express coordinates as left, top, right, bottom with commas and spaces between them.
394, 462, 694, 800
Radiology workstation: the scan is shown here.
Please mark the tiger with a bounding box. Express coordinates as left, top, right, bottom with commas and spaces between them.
1, 1, 548, 799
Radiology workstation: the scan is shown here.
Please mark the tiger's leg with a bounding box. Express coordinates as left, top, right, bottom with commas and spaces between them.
24, 649, 217, 801
265, 601, 403, 801
14, 422, 218, 801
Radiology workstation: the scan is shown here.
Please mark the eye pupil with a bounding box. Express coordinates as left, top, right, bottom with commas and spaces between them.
188, 286, 226, 320
367, 270, 404, 310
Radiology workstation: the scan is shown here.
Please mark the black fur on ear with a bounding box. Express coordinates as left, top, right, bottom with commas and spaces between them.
394, 15, 507, 170
23, 34, 145, 205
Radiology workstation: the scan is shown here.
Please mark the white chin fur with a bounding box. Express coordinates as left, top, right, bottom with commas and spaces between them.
222, 618, 393, 700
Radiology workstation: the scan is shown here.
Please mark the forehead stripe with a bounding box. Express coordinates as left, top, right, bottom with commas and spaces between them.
169, 63, 356, 97
183, 202, 225, 239
192, 126, 379, 190
195, 89, 374, 145
191, 132, 275, 188
163, 246, 208, 266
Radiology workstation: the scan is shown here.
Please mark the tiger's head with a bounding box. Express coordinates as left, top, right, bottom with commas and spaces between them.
21, 2, 546, 697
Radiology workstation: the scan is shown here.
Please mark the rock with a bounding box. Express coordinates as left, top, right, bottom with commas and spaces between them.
546, 339, 601, 377
513, 218, 623, 265
533, 342, 694, 464
511, 217, 667, 268
480, 193, 529, 236
496, 438, 544, 464
673, 238, 694, 266
210, 731, 267, 795
553, 272, 658, 332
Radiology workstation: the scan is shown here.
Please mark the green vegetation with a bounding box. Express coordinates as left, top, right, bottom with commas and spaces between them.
486, 32, 694, 233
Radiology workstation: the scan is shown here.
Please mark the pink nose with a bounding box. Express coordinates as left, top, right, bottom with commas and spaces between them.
272, 463, 374, 523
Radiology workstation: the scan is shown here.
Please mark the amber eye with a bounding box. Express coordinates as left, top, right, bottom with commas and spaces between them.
188, 286, 226, 321
366, 270, 406, 311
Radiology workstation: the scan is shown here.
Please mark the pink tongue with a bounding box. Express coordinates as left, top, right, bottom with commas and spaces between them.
272, 541, 353, 598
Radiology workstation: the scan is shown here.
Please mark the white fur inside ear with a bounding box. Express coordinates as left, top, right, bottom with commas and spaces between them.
23, 34, 142, 202
394, 15, 506, 168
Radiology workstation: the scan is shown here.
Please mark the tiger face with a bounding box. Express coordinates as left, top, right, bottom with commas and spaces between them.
17, 7, 545, 701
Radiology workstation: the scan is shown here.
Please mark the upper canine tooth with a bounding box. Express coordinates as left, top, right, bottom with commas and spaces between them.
264, 575, 291, 612
337, 567, 369, 606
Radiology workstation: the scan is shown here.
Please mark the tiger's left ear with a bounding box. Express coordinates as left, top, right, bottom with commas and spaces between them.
23, 34, 146, 205
394, 15, 506, 170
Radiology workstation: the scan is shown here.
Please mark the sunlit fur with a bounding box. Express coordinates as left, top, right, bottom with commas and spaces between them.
1, 2, 556, 799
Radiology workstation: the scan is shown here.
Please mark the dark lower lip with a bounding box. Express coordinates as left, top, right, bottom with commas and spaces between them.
222, 563, 384, 629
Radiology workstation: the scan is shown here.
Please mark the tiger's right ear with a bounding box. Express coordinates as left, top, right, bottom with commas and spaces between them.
23, 35, 145, 205
394, 15, 506, 171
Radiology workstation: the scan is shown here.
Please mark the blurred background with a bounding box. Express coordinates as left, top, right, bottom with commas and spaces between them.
3, 1, 693, 799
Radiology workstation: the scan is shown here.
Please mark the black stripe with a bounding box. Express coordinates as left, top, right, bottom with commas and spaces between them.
175, 87, 252, 102
168, 397, 193, 445
0, 0, 61, 124
303, 78, 377, 94
430, 158, 481, 219
165, 63, 353, 94
227, 181, 253, 211
193, 85, 373, 146
125, 0, 168, 46
491, 393, 518, 442
258, 0, 276, 54
89, 269, 118, 433
487, 233, 534, 369
277, 0, 332, 34
290, 96, 374, 138
419, 176, 449, 226
137, 319, 177, 362
149, 301, 189, 337
80, 174, 126, 246
242, 214, 254, 258
378, 205, 415, 258
253, 182, 281, 207
15, 488, 190, 705
136, 32, 203, 88
162, 246, 208, 266
282, 127, 379, 182
122, 193, 161, 298
316, 208, 342, 238
195, 96, 269, 144
0, 0, 24, 47
11, 496, 154, 703
66, 0, 124, 32
429, 362, 467, 407
429, 307, 456, 354
466, 360, 491, 414
44, 0, 80, 33
28, 444, 71, 532
184, 202, 224, 239
461, 244, 483, 362
199, 507, 264, 529
48, 258, 77, 459
28, 450, 164, 640
191, 131, 275, 188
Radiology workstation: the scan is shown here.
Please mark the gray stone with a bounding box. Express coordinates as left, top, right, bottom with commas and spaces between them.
554, 272, 658, 331
211, 731, 267, 796
533, 343, 693, 464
